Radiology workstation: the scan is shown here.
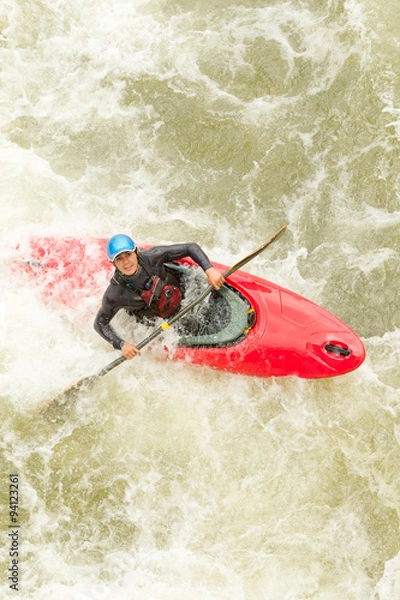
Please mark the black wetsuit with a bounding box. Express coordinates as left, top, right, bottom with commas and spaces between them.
94, 243, 213, 350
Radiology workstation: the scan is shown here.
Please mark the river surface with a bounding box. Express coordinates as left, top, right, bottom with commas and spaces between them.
1, 0, 400, 598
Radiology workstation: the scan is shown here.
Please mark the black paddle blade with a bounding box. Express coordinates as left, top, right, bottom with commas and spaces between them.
41, 373, 99, 416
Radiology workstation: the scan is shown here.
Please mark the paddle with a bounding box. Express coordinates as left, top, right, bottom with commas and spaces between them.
42, 225, 287, 414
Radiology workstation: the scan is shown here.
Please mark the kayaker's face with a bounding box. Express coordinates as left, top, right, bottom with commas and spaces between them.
114, 251, 139, 276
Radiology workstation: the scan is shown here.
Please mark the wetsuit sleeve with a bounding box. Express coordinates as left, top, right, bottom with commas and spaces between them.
93, 289, 125, 350
146, 243, 213, 271
94, 308, 125, 350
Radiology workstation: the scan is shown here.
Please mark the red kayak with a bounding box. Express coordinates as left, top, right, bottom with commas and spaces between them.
12, 236, 365, 379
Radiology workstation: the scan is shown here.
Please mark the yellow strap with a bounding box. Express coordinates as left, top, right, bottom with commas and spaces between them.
161, 322, 170, 331
243, 307, 256, 334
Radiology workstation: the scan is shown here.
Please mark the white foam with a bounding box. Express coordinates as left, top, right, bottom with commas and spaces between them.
1, 0, 399, 597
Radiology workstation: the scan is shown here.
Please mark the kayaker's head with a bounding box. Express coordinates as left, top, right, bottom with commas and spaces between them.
106, 234, 139, 276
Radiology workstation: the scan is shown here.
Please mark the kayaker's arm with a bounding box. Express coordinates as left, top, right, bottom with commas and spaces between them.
94, 309, 141, 359
120, 342, 141, 359
205, 267, 225, 290
94, 307, 125, 350
145, 243, 225, 289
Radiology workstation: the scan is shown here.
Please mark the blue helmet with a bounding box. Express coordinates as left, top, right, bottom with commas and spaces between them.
106, 234, 136, 262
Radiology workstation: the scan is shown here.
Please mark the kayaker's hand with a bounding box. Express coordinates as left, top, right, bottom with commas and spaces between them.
205, 267, 225, 290
121, 342, 141, 360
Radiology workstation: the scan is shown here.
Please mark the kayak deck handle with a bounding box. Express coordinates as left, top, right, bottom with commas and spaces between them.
324, 342, 352, 358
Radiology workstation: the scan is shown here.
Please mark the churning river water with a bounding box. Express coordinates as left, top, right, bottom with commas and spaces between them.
1, 0, 400, 598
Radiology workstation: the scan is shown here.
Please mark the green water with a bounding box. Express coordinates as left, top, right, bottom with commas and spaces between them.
1, 0, 399, 598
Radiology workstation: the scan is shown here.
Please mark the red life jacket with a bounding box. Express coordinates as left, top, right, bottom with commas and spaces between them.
140, 275, 182, 318
114, 257, 183, 319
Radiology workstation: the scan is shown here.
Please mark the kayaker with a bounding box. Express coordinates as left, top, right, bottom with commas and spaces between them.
94, 234, 225, 359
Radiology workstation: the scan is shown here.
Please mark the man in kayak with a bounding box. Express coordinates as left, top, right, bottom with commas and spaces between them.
94, 234, 225, 359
